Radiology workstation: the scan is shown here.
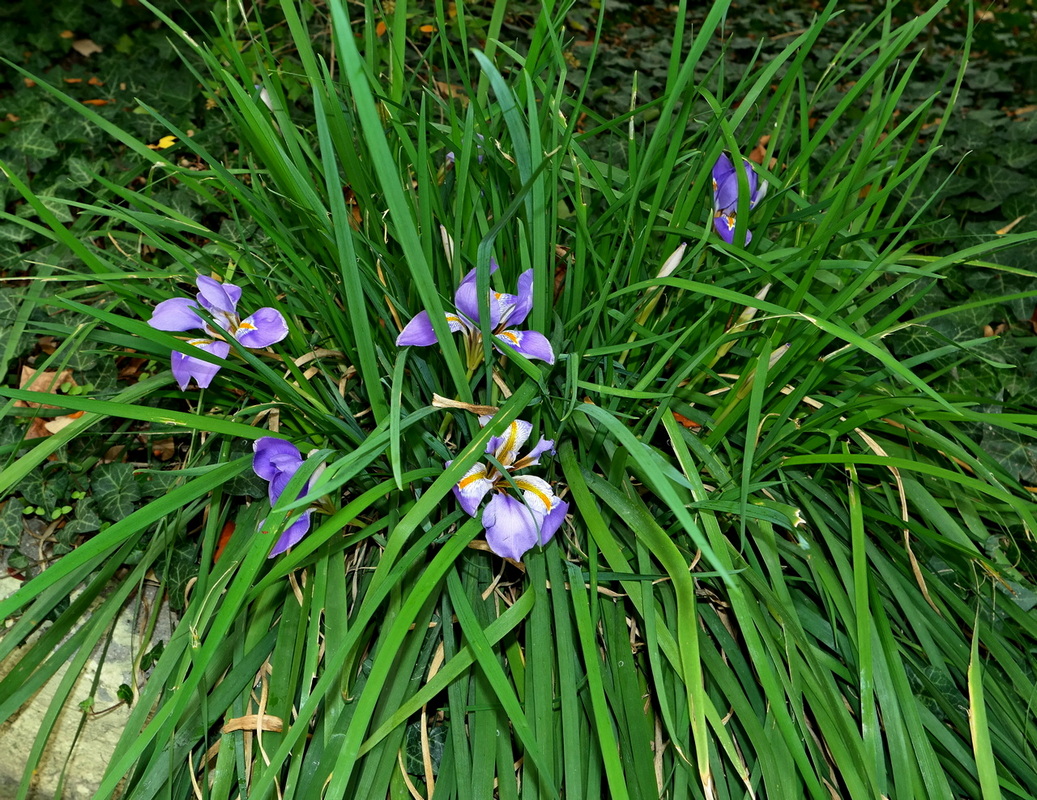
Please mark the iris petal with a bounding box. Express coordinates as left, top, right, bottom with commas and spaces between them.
267, 510, 313, 557
236, 307, 289, 348
482, 494, 540, 561
505, 269, 534, 328
149, 297, 205, 332
195, 275, 240, 314
396, 311, 440, 347
253, 438, 303, 482
170, 339, 230, 390
453, 463, 494, 516
512, 474, 558, 516
488, 420, 533, 465
535, 500, 568, 546
495, 329, 555, 364
454, 265, 502, 328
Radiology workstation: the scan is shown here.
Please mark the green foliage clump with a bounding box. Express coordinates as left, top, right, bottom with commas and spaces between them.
1, 1, 1037, 799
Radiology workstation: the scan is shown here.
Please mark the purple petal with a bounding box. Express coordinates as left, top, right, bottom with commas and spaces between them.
453, 463, 493, 516
195, 275, 241, 314
713, 151, 738, 205
268, 510, 313, 557
713, 154, 761, 213
482, 494, 540, 561
749, 178, 768, 210
235, 307, 289, 348
170, 339, 230, 390
535, 500, 568, 546
504, 270, 534, 328
494, 329, 555, 364
268, 456, 308, 505
523, 437, 556, 466
713, 212, 751, 245
396, 311, 440, 347
253, 438, 302, 481
454, 262, 502, 328
149, 297, 205, 332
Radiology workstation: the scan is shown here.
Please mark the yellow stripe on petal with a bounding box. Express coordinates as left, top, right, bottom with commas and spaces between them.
514, 476, 553, 513
458, 465, 488, 489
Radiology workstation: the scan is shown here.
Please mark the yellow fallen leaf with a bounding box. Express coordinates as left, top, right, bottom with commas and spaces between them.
146, 135, 179, 150
996, 216, 1025, 235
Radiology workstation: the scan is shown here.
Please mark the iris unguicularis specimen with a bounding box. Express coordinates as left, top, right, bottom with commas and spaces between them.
395, 263, 555, 371
252, 437, 320, 557
712, 153, 767, 245
147, 275, 288, 390
451, 418, 568, 561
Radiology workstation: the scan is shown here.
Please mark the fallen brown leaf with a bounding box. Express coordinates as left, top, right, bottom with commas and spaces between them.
151, 437, 176, 461
435, 81, 468, 104
17, 366, 75, 400
748, 135, 771, 165
16, 367, 80, 439
673, 412, 702, 430
221, 714, 283, 733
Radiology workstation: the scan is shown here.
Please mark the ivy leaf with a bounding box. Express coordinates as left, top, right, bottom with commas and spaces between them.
0, 290, 22, 326
981, 427, 1037, 484
37, 193, 74, 224
7, 125, 58, 159
63, 496, 102, 538
404, 721, 447, 777
140, 470, 183, 498
0, 498, 26, 547
66, 156, 95, 187
19, 469, 71, 514
0, 224, 34, 244
91, 462, 142, 521
156, 543, 199, 611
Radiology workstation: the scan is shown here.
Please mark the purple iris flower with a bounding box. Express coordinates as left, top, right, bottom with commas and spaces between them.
451, 418, 568, 561
712, 153, 767, 245
396, 263, 554, 369
148, 275, 288, 390
445, 132, 485, 165
253, 437, 315, 557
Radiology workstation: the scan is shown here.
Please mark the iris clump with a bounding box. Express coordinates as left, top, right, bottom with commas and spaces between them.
451, 418, 568, 561
396, 262, 555, 370
252, 437, 316, 557
712, 153, 767, 244
147, 275, 288, 390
